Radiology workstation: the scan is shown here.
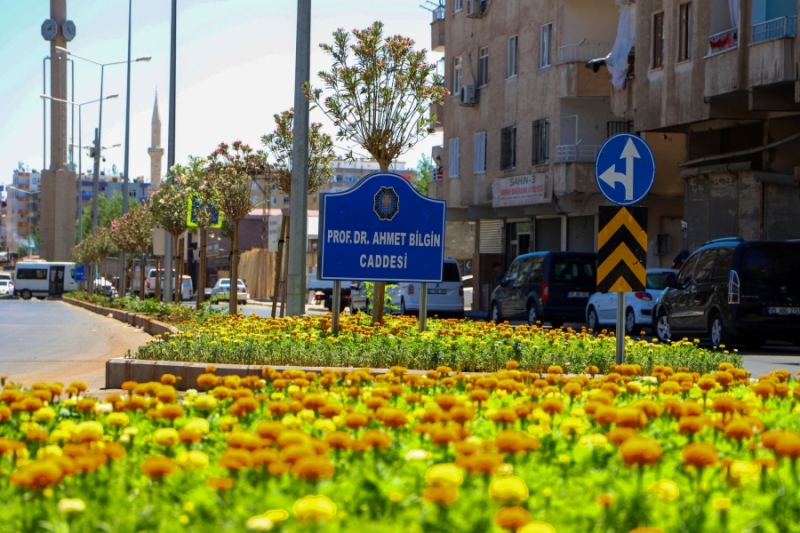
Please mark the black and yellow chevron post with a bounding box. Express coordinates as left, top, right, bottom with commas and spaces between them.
597, 206, 648, 293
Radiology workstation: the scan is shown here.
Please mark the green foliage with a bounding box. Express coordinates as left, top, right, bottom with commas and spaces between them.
414, 154, 432, 196
79, 191, 125, 242
307, 22, 447, 171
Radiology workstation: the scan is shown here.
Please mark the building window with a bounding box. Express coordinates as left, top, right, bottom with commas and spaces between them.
653, 12, 665, 68
477, 46, 489, 87
532, 119, 549, 165
453, 56, 462, 95
448, 138, 460, 178
539, 24, 552, 68
474, 132, 487, 173
678, 3, 692, 62
507, 36, 518, 78
454, 0, 463, 13
501, 126, 517, 170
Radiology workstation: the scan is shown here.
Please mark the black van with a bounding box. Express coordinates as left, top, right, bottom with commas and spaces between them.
490, 252, 597, 326
653, 238, 800, 348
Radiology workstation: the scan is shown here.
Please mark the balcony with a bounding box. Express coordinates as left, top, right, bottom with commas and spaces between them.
752, 16, 797, 43
557, 41, 612, 64
430, 6, 445, 52
555, 144, 599, 163
706, 27, 738, 57
430, 101, 443, 133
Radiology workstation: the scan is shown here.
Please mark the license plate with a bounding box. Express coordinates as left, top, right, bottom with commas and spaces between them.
428, 289, 447, 295
767, 307, 800, 316
568, 291, 589, 298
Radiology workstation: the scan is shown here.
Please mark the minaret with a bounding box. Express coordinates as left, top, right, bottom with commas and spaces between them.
148, 92, 164, 188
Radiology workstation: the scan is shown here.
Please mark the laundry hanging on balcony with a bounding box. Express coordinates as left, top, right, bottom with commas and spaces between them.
604, 2, 636, 90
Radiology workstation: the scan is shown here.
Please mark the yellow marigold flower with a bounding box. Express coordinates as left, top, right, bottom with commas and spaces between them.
293, 494, 337, 522
579, 433, 608, 448
33, 407, 57, 423
422, 485, 459, 505
263, 509, 289, 523
176, 450, 209, 470
494, 506, 532, 531
75, 421, 104, 442
518, 521, 557, 533
648, 479, 680, 501
405, 449, 432, 461
153, 428, 180, 447
595, 494, 615, 507
183, 418, 210, 435
245, 516, 274, 531
559, 417, 588, 437
57, 498, 86, 514
425, 463, 464, 488
193, 395, 218, 411
727, 460, 760, 487
488, 476, 529, 504
37, 445, 64, 460
713, 497, 732, 510
106, 412, 129, 428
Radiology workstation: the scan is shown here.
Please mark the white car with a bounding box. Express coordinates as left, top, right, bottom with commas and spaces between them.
585, 268, 678, 335
0, 279, 13, 296
211, 278, 250, 304
389, 258, 465, 318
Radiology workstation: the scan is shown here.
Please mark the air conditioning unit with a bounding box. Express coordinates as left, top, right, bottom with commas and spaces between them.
467, 0, 487, 18
460, 85, 477, 106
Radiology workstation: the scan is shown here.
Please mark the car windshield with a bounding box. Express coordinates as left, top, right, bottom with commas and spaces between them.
0, 281, 8, 286
646, 272, 671, 290
442, 263, 461, 282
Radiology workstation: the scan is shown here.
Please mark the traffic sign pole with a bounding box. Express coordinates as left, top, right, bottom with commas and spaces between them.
419, 282, 428, 332
616, 292, 625, 364
332, 280, 341, 335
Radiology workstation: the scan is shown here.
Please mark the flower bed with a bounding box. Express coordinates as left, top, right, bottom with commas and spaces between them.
4, 363, 800, 532
135, 313, 741, 375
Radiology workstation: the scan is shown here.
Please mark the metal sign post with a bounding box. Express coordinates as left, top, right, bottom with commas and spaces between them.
615, 292, 625, 364
419, 282, 428, 332
331, 280, 341, 335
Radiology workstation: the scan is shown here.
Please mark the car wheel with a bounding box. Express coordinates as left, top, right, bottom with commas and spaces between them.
587, 306, 599, 330
655, 310, 671, 343
21, 289, 32, 300
491, 302, 503, 323
527, 303, 538, 326
709, 312, 733, 348
624, 308, 637, 336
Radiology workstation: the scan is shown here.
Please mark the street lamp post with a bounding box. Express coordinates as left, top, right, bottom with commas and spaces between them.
54, 47, 150, 236
41, 94, 118, 244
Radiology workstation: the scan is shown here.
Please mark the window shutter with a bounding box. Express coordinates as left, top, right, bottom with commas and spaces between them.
479, 219, 503, 253
474, 132, 486, 173
448, 138, 460, 178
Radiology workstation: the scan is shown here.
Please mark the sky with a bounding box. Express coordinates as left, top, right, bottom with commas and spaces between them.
0, 0, 443, 191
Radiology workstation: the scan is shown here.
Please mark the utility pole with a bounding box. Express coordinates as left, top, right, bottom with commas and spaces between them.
287, 0, 311, 316
120, 0, 134, 296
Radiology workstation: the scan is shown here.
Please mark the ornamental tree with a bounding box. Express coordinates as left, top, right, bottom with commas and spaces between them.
261, 108, 336, 196
206, 141, 265, 314
306, 22, 446, 172
307, 22, 446, 321
110, 207, 152, 298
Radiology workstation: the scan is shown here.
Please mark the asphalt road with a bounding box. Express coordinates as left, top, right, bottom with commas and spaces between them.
0, 299, 797, 393
0, 299, 146, 393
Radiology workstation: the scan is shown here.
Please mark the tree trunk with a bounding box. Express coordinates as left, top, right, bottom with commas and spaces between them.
371, 160, 391, 323
229, 222, 239, 315
176, 235, 185, 303
272, 217, 287, 318
139, 258, 145, 302
196, 228, 206, 307
281, 219, 290, 318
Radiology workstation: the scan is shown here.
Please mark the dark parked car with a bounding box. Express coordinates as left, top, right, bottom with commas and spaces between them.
653, 238, 800, 348
490, 252, 597, 326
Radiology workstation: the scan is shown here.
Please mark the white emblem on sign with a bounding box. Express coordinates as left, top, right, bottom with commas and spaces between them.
598, 138, 641, 202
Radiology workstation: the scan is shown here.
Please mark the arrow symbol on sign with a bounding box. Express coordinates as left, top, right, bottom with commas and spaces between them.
599, 138, 640, 201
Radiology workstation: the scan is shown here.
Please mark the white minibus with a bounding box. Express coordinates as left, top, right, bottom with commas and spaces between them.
14, 261, 79, 299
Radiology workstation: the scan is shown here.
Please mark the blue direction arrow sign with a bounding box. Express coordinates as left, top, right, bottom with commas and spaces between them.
319, 172, 446, 282
595, 133, 656, 206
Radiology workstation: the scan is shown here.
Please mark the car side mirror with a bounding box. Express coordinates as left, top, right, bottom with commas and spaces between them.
664, 273, 677, 289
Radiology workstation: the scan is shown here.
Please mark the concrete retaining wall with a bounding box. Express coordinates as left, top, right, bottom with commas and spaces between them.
62, 297, 178, 337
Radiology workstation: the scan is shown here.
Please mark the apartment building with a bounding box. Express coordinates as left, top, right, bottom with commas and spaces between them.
430, 0, 685, 310
616, 0, 800, 248
7, 170, 42, 251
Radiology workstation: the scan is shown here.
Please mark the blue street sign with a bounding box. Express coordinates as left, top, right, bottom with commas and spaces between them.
319, 172, 446, 282
75, 265, 85, 281
595, 133, 656, 206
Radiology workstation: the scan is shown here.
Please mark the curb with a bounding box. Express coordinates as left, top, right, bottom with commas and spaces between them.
105, 358, 430, 391
62, 297, 178, 338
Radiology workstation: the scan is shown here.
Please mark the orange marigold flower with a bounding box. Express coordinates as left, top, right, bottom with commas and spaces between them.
361, 429, 392, 450
255, 420, 285, 441
219, 448, 254, 470
434, 393, 458, 411
196, 373, 219, 389
546, 365, 564, 375
280, 444, 317, 464
450, 406, 475, 424
563, 382, 583, 397
365, 396, 386, 410
677, 416, 707, 436
494, 506, 532, 531
595, 493, 615, 507
457, 451, 505, 475
541, 397, 564, 415
470, 389, 490, 403
659, 381, 682, 395
773, 431, 800, 460
121, 380, 138, 391
681, 442, 718, 469
268, 461, 290, 476
318, 403, 343, 418
376, 407, 409, 429
405, 392, 422, 405
429, 424, 462, 447
252, 447, 280, 466
207, 476, 234, 490
9, 459, 64, 490
70, 381, 88, 393
156, 386, 177, 404
629, 528, 665, 533
752, 381, 775, 399
344, 412, 369, 430
760, 429, 791, 450
454, 440, 483, 456
325, 431, 355, 450
489, 407, 519, 425
291, 455, 335, 481
662, 398, 683, 418
713, 395, 738, 414
422, 485, 458, 505
619, 436, 663, 468
226, 430, 265, 451
159, 403, 185, 421
593, 405, 618, 426
724, 419, 754, 441
276, 430, 311, 449
615, 407, 648, 429
495, 430, 540, 454
228, 397, 259, 418
141, 455, 176, 479
683, 401, 704, 417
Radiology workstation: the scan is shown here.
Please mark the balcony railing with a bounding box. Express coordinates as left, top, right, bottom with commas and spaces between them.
752, 16, 797, 44
557, 42, 613, 64
555, 144, 599, 163
707, 27, 738, 56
